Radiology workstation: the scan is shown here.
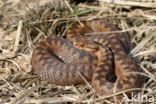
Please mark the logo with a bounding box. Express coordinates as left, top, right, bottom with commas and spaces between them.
122, 93, 154, 103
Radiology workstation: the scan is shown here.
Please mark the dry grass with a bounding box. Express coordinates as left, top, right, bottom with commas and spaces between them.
0, 0, 156, 103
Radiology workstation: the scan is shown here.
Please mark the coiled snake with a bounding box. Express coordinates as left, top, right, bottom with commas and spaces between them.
31, 19, 140, 96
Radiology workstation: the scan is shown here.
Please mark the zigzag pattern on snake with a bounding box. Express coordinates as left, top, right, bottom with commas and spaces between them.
31, 19, 140, 96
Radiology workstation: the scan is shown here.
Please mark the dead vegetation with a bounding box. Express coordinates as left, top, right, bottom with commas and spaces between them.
0, 0, 156, 103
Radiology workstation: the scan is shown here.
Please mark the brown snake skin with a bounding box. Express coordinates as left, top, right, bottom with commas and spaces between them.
31, 19, 140, 96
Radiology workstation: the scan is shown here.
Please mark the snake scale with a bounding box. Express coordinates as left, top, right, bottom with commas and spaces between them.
31, 19, 140, 96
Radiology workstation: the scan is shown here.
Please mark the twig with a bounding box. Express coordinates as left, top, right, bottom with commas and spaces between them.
64, 0, 84, 27
99, 0, 156, 8
13, 20, 23, 53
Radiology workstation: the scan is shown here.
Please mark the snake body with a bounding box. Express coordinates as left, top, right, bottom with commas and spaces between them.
32, 19, 140, 96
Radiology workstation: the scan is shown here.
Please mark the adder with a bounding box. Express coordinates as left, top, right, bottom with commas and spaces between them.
31, 19, 141, 96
